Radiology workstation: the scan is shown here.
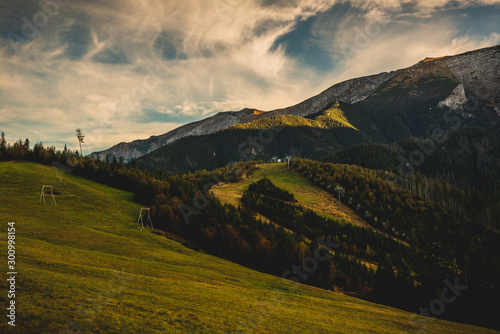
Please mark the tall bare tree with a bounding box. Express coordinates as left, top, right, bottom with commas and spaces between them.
75, 128, 85, 157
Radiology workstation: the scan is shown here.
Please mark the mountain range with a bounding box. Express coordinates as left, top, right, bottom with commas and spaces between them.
90, 45, 500, 172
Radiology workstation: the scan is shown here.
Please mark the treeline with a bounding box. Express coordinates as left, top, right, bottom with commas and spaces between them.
247, 178, 296, 202
325, 127, 500, 229
291, 158, 500, 328
0, 133, 80, 166
76, 159, 378, 294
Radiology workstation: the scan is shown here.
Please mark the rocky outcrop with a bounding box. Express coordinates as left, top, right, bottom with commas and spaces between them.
431, 45, 500, 111
438, 84, 468, 110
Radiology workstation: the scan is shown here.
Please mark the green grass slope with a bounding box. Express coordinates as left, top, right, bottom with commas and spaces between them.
213, 164, 371, 230
0, 162, 496, 333
229, 107, 358, 131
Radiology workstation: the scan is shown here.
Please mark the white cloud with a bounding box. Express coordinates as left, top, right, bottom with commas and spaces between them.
1, 0, 339, 151
0, 0, 499, 152
308, 1, 500, 90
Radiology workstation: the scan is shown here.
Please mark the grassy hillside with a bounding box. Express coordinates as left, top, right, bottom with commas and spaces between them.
212, 163, 406, 272
228, 107, 358, 131
212, 163, 371, 230
0, 162, 497, 333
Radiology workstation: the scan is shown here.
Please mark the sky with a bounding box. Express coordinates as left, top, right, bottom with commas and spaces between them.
0, 0, 499, 154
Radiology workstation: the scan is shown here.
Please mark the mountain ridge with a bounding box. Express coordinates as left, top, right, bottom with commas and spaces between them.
90, 44, 500, 163
90, 70, 396, 162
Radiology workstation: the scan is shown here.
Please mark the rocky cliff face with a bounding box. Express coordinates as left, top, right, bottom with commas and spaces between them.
438, 84, 468, 110
90, 45, 500, 163
442, 47, 500, 95
430, 45, 500, 115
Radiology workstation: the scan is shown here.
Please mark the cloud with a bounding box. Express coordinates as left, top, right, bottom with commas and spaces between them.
0, 0, 499, 152
307, 1, 500, 88
1, 0, 339, 151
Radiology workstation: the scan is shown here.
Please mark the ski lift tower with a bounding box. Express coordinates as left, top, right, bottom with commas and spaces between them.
39, 185, 56, 205
335, 186, 345, 203
137, 208, 154, 230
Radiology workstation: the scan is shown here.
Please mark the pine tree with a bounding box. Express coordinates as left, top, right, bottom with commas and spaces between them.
0, 132, 6, 151
0, 132, 6, 160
